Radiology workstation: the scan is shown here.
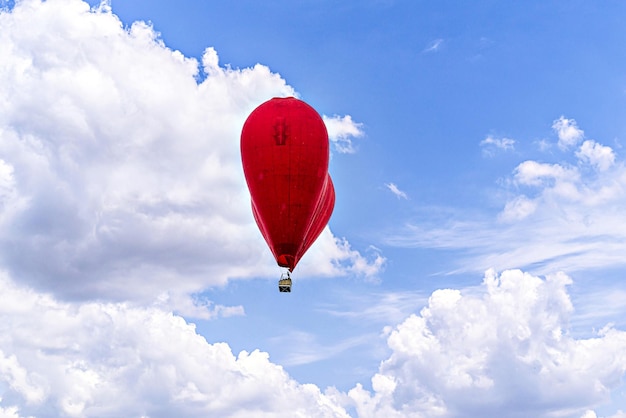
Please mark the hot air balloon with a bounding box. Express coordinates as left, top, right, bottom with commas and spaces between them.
241, 97, 335, 292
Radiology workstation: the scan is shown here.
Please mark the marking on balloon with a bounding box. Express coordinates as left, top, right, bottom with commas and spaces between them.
274, 117, 287, 146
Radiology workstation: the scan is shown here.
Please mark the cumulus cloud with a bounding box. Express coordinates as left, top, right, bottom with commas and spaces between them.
514, 160, 579, 187
577, 140, 616, 171
5, 2, 625, 418
0, 271, 350, 417
479, 135, 515, 157
336, 269, 626, 418
0, 0, 379, 308
323, 115, 364, 154
553, 116, 585, 150
2, 261, 623, 417
284, 230, 386, 280
0, 2, 386, 414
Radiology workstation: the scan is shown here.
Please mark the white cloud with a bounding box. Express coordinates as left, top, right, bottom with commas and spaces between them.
513, 160, 582, 200
582, 411, 626, 418
385, 183, 408, 200
424, 38, 444, 53
336, 269, 626, 418
605, 412, 626, 418
535, 138, 552, 152
323, 114, 364, 154
479, 135, 515, 157
320, 290, 427, 325
577, 140, 616, 171
386, 118, 626, 275
498, 195, 537, 222
298, 231, 386, 279
553, 116, 585, 150
514, 160, 578, 186
269, 331, 376, 367
0, 271, 350, 417
0, 3, 384, 413
154, 291, 245, 320
0, 264, 623, 417
5, 3, 625, 418
0, 0, 381, 308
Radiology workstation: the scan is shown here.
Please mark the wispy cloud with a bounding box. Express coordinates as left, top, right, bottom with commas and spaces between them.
535, 138, 552, 152
480, 135, 516, 157
386, 182, 408, 199
318, 290, 427, 325
386, 118, 624, 275
270, 331, 377, 367
424, 38, 444, 53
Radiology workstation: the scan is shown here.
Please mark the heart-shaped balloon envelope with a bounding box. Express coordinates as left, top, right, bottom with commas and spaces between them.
241, 97, 335, 272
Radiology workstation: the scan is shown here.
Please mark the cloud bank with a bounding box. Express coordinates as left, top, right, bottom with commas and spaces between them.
0, 271, 350, 418
0, 260, 623, 416
0, 0, 380, 307
337, 269, 626, 418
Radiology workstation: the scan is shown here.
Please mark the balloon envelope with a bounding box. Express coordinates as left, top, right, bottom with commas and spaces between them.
241, 97, 334, 271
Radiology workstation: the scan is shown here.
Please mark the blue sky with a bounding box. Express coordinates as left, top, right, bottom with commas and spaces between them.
2, 0, 626, 416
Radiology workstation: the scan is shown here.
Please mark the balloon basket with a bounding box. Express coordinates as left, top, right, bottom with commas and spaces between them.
278, 273, 292, 293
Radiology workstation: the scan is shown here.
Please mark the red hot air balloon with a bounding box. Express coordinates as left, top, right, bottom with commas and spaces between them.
241, 97, 335, 292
